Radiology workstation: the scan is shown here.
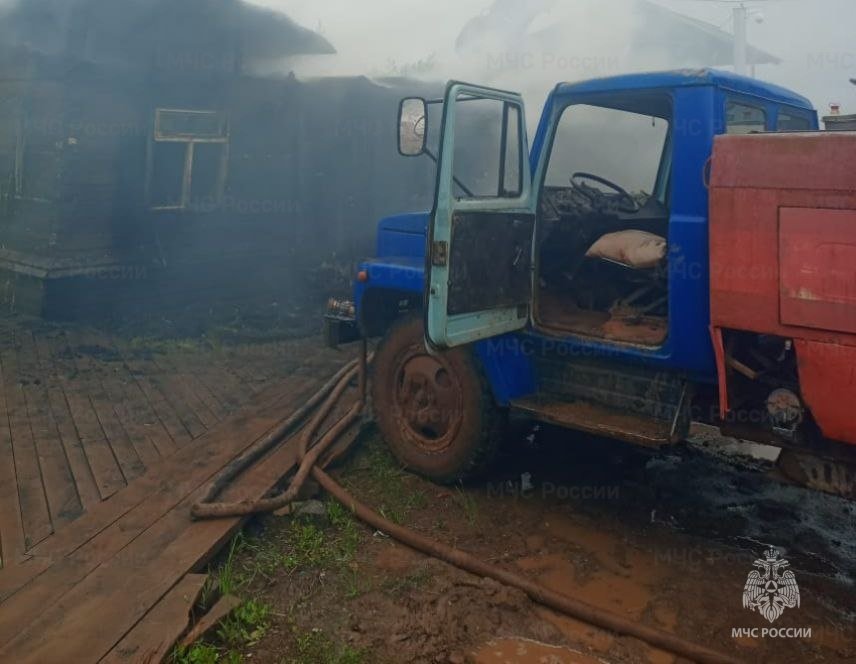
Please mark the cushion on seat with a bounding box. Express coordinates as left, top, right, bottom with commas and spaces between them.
585, 230, 668, 269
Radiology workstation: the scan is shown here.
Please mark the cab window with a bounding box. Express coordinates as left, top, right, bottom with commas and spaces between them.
726, 101, 767, 134
545, 104, 670, 195
452, 95, 524, 200
777, 112, 812, 131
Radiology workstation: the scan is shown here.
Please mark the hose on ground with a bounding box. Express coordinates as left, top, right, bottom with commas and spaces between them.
313, 465, 741, 664
191, 343, 743, 664
192, 358, 363, 519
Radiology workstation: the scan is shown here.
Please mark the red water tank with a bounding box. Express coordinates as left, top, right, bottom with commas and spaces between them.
709, 132, 856, 445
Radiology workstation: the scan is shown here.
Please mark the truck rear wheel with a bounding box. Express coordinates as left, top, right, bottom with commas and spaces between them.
371, 314, 502, 484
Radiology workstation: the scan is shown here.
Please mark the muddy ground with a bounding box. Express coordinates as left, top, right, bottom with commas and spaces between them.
183, 400, 855, 664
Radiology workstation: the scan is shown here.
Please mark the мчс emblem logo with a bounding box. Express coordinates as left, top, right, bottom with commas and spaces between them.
742, 548, 801, 623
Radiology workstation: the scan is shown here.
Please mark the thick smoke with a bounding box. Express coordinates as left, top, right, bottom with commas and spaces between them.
261, 0, 856, 116
255, 0, 765, 122
0, 0, 334, 68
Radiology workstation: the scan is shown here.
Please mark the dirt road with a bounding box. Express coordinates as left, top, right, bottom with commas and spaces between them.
190, 413, 854, 664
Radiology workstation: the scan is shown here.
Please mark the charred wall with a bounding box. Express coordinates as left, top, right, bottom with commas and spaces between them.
0, 48, 437, 322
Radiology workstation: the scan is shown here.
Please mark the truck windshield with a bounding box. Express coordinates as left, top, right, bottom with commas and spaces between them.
545, 104, 670, 198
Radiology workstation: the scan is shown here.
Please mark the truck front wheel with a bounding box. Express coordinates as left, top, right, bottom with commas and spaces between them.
371, 314, 503, 484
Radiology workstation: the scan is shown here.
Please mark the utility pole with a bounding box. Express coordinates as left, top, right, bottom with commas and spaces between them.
733, 4, 748, 76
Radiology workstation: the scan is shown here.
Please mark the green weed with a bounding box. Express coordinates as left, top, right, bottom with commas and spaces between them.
217, 599, 271, 648
453, 486, 479, 526
349, 436, 427, 525
283, 520, 330, 571
171, 642, 221, 664
288, 628, 366, 664
216, 533, 246, 596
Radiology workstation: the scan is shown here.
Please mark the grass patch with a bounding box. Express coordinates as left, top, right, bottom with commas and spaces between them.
453, 486, 480, 526
281, 501, 363, 574
207, 501, 365, 597
173, 500, 366, 663
327, 501, 362, 562
283, 520, 330, 571
217, 600, 271, 649
346, 434, 428, 525
216, 534, 247, 595
287, 627, 367, 664
171, 642, 229, 664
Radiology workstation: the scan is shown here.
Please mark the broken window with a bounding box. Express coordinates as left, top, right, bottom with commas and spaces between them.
726, 101, 767, 134
147, 109, 229, 210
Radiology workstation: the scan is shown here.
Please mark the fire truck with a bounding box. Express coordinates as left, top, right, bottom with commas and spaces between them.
326, 69, 856, 499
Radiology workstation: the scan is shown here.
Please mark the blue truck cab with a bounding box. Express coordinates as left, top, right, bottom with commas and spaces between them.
329, 69, 817, 483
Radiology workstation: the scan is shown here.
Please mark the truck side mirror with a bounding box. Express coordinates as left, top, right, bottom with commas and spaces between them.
398, 97, 428, 157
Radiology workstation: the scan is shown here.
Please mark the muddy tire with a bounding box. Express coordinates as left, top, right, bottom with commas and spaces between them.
371, 314, 503, 484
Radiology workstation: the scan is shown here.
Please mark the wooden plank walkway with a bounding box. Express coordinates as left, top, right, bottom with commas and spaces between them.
0, 316, 356, 662
0, 316, 344, 569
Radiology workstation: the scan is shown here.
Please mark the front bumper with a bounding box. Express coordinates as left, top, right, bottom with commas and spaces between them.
323, 299, 361, 348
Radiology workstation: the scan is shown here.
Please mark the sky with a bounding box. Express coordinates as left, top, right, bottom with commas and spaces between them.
251, 0, 856, 117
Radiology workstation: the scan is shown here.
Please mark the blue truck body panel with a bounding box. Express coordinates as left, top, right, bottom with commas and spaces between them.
354, 69, 818, 407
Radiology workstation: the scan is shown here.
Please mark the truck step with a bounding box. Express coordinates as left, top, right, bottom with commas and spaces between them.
511, 395, 683, 448
533, 354, 687, 422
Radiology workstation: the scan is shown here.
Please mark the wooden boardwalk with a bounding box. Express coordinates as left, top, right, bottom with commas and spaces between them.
0, 317, 355, 662
0, 317, 345, 569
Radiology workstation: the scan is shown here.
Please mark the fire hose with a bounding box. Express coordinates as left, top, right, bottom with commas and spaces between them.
192, 341, 742, 664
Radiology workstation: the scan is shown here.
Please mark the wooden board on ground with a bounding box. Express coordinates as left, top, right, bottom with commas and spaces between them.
0, 358, 358, 663
31, 333, 102, 513
101, 574, 208, 664
0, 337, 52, 551
178, 594, 242, 649
44, 334, 127, 501
16, 330, 82, 531
0, 421, 307, 662
0, 376, 312, 625
0, 346, 24, 568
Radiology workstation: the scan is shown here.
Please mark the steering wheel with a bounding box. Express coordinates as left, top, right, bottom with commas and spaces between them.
570, 172, 641, 214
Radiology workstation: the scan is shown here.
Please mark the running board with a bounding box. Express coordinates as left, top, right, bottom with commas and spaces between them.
511, 396, 681, 448
777, 450, 856, 500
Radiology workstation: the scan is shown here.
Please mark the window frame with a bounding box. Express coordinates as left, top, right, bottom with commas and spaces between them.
541, 100, 673, 200
12, 116, 59, 204
498, 101, 524, 198
725, 99, 769, 135
776, 109, 813, 132
451, 94, 526, 202
146, 108, 230, 212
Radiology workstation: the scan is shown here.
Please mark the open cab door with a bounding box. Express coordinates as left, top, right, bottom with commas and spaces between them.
426, 83, 536, 349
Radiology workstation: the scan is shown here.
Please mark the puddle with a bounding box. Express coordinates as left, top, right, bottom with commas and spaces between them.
471, 637, 606, 664
516, 553, 654, 620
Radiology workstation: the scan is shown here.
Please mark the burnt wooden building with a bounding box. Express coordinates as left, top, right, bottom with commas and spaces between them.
0, 0, 435, 320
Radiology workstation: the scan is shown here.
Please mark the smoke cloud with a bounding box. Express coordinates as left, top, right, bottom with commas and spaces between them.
256, 0, 856, 117
0, 0, 334, 68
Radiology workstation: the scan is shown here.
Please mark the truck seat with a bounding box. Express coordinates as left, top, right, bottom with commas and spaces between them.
585, 230, 668, 270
